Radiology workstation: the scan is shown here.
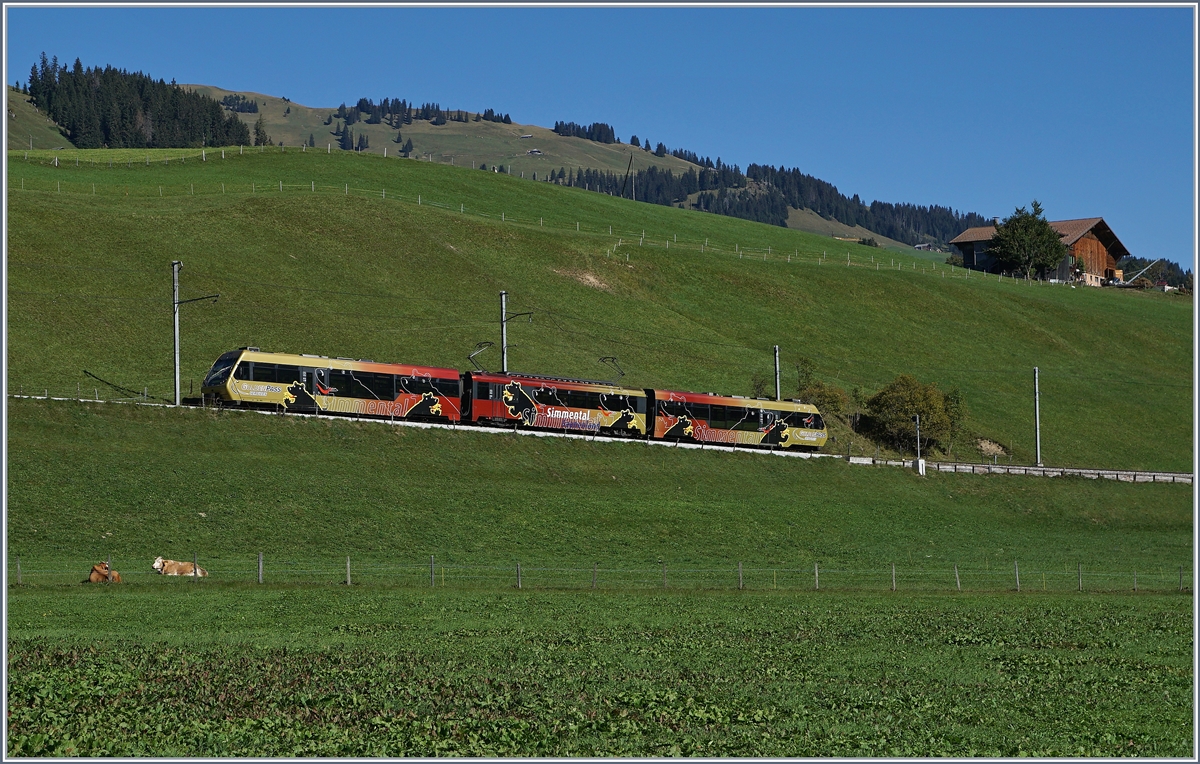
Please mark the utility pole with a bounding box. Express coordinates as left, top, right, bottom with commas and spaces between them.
1034, 366, 1042, 466
774, 345, 781, 401
172, 261, 182, 406
498, 291, 532, 374
500, 290, 508, 373
913, 414, 921, 460
172, 261, 220, 406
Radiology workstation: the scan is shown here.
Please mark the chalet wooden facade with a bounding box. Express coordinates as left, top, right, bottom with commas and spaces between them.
949, 217, 1131, 286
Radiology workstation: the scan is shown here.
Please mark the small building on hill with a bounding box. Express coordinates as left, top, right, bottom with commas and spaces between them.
949, 217, 1131, 286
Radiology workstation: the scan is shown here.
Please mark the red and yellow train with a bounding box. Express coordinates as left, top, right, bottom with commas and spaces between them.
201, 347, 827, 451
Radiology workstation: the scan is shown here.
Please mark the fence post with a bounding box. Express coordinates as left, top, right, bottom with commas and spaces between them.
346, 556, 351, 586
737, 562, 744, 590
430, 555, 435, 587
517, 562, 522, 589
891, 563, 896, 592
1014, 560, 1020, 592
16, 556, 21, 586
1078, 562, 1082, 592
814, 562, 819, 591
592, 562, 597, 589
954, 564, 960, 592
258, 552, 263, 584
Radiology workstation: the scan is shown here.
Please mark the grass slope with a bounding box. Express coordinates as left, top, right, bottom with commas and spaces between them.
7, 399, 1191, 584
7, 148, 1192, 470
6, 88, 76, 151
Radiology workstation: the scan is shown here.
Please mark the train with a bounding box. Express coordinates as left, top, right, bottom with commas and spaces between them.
200, 347, 829, 451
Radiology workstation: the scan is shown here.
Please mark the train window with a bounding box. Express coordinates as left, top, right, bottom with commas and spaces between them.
398, 376, 436, 396
233, 362, 254, 381
635, 396, 647, 415
708, 405, 728, 429
599, 393, 629, 412
475, 381, 491, 400
730, 407, 761, 431
353, 372, 394, 400
434, 378, 460, 397
275, 365, 302, 385
329, 369, 354, 397
688, 403, 710, 422
660, 400, 686, 418
532, 387, 562, 406
252, 363, 276, 382
204, 353, 240, 386
566, 390, 600, 409
490, 383, 504, 399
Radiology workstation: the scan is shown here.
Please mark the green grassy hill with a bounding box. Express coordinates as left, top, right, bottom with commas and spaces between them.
6, 88, 76, 151
7, 147, 1192, 470
185, 85, 697, 179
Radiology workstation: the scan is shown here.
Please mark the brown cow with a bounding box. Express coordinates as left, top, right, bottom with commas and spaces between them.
82, 562, 121, 583
152, 556, 208, 577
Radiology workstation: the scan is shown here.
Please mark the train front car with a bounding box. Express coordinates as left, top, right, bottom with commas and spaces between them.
464, 372, 648, 437
649, 389, 828, 450
200, 348, 461, 422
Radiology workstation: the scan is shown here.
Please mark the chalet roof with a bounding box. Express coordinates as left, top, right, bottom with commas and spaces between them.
949, 217, 1131, 259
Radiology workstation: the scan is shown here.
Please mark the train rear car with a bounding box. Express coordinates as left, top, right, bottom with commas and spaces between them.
200, 348, 462, 422
648, 389, 827, 450
464, 372, 648, 436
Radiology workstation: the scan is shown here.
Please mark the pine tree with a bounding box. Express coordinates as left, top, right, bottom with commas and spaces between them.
308, 133, 315, 147
402, 137, 413, 157
253, 114, 270, 146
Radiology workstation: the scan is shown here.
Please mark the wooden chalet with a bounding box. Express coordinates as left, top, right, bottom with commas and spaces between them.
949, 217, 1131, 286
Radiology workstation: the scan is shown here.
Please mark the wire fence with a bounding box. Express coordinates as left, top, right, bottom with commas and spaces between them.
9, 553, 1193, 594
9, 149, 1073, 285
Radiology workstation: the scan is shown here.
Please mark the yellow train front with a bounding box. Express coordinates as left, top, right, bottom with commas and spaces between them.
200, 347, 462, 422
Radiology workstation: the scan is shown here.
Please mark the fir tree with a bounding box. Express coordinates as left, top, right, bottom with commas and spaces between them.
253, 115, 271, 147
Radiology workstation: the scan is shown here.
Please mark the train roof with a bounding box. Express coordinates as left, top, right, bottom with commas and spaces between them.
229, 348, 459, 376
650, 388, 822, 413
470, 371, 644, 395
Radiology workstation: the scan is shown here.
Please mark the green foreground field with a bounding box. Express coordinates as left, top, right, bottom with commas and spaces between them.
6, 587, 1192, 757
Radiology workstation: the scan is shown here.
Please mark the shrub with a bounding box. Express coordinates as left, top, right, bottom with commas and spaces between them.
945, 253, 964, 267
866, 374, 958, 453
799, 380, 849, 418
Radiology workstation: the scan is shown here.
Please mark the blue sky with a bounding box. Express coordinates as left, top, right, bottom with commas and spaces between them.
5, 5, 1196, 268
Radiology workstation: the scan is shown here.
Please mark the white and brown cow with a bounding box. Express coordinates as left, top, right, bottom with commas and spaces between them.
152, 556, 208, 577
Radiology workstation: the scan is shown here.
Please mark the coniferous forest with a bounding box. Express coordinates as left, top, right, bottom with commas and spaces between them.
25, 54, 250, 149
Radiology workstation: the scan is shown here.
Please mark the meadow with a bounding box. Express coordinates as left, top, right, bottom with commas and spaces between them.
6, 146, 1195, 756
6, 398, 1192, 588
